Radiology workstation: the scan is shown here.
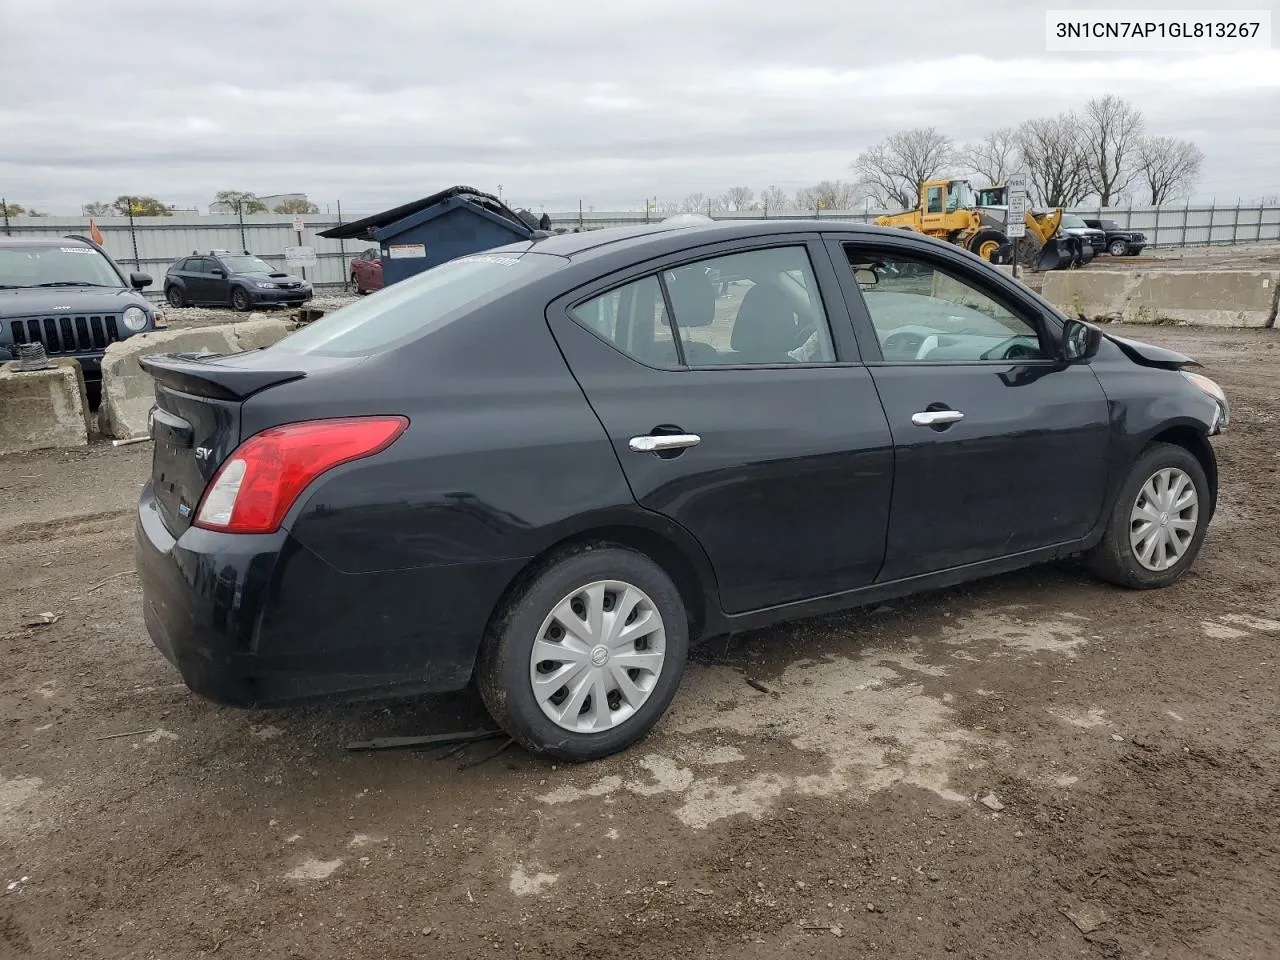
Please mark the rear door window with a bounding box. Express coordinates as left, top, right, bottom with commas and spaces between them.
569, 276, 677, 367
663, 247, 836, 366
278, 252, 562, 356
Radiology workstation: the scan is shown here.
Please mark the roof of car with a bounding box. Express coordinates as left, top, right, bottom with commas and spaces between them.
529, 218, 890, 260
0, 235, 94, 247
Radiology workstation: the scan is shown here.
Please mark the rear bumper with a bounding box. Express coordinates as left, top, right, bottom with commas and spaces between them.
136, 482, 521, 707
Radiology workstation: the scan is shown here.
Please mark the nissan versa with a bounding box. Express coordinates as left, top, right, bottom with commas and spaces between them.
136, 220, 1228, 761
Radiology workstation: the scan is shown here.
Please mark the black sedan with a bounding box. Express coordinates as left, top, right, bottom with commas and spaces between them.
136, 220, 1228, 761
164, 251, 312, 311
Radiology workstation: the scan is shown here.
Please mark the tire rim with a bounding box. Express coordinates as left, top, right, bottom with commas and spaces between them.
1110, 241, 1126, 256
529, 579, 666, 733
167, 288, 183, 307
233, 290, 247, 309
978, 239, 1000, 261
1130, 467, 1199, 571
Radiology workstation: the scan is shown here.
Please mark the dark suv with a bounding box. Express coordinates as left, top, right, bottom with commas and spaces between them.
165, 251, 313, 312
1084, 219, 1148, 256
0, 236, 163, 383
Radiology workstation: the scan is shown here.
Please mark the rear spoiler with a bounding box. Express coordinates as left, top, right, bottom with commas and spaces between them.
138, 353, 306, 401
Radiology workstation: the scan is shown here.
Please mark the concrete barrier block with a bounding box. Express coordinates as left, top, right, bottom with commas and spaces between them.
1042, 269, 1280, 328
0, 359, 90, 455
231, 318, 294, 351
97, 319, 292, 440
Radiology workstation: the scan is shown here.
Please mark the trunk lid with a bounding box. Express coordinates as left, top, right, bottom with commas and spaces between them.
140, 350, 309, 535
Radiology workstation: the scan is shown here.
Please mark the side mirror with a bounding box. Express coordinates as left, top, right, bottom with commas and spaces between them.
129, 272, 152, 290
854, 267, 879, 287
1062, 316, 1102, 362
211, 268, 226, 278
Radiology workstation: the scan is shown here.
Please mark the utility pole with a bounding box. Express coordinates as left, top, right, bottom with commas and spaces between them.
128, 204, 140, 268
1, 197, 9, 236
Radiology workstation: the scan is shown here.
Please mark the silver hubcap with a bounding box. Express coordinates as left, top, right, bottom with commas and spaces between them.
1130, 467, 1199, 571
529, 580, 666, 734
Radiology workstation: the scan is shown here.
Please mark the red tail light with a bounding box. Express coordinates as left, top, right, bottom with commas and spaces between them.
194, 416, 409, 534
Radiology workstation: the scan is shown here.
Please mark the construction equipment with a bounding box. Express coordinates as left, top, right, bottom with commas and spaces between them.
876, 179, 1087, 271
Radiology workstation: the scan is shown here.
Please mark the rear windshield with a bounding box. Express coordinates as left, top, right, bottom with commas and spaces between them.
0, 244, 123, 289
220, 255, 276, 274
276, 252, 561, 356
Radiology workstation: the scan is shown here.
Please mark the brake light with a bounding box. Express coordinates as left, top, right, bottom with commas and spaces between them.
194, 416, 409, 534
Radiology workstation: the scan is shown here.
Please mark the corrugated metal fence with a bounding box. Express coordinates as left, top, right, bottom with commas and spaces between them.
4, 201, 1277, 299
547, 202, 1280, 246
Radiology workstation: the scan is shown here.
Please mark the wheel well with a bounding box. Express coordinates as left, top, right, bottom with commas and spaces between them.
489, 526, 711, 642
1149, 426, 1217, 506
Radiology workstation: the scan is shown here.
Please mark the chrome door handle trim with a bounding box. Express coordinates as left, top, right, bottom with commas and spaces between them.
911, 410, 965, 426
629, 434, 702, 453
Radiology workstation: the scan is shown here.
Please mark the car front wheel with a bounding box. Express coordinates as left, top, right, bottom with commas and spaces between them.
230, 287, 251, 312
1086, 442, 1210, 589
477, 545, 689, 761
166, 285, 185, 308
1109, 239, 1129, 256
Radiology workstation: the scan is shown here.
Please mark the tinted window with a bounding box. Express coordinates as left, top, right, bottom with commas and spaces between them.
663, 247, 835, 366
0, 244, 123, 288
926, 186, 943, 214
570, 275, 677, 367
845, 250, 1045, 363
278, 252, 561, 356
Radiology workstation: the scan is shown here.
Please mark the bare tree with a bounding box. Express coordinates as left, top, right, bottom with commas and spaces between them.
852, 127, 954, 210
656, 199, 682, 215
1080, 95, 1145, 206
1137, 136, 1204, 205
112, 195, 173, 216
681, 193, 706, 214
82, 201, 113, 216
960, 127, 1018, 186
801, 180, 864, 212
1016, 114, 1090, 207
721, 186, 755, 211
760, 185, 790, 214
214, 190, 267, 214
273, 197, 320, 214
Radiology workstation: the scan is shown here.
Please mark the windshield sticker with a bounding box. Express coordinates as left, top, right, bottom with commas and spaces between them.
60, 247, 95, 253
456, 255, 521, 266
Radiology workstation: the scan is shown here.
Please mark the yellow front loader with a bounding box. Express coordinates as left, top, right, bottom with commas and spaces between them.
876, 179, 1086, 271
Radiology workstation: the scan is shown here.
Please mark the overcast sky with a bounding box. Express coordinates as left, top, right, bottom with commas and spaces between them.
2, 0, 1277, 214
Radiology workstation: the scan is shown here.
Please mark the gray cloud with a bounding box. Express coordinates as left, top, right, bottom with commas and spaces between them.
1, 0, 1276, 213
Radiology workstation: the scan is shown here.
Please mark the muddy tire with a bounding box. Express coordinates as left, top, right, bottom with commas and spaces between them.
1014, 232, 1045, 269
477, 545, 688, 762
1085, 443, 1211, 589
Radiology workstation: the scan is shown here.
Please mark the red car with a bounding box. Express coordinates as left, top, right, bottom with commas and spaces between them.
349, 248, 383, 294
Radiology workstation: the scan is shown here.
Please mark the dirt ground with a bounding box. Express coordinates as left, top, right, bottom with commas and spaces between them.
1, 324, 1278, 960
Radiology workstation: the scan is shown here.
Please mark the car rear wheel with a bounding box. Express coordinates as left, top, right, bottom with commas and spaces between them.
166, 285, 185, 308
230, 287, 251, 312
477, 545, 688, 761
1109, 239, 1129, 256
1085, 442, 1210, 589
